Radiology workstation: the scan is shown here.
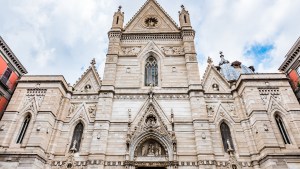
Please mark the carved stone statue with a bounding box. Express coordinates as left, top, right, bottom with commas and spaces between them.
148, 144, 155, 155
227, 139, 232, 150
70, 140, 77, 152
69, 104, 76, 115
142, 145, 147, 156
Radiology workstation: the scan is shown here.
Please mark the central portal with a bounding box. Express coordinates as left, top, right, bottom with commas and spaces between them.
138, 168, 166, 169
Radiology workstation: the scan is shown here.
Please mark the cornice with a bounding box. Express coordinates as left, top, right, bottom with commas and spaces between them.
279, 37, 300, 72
0, 36, 27, 75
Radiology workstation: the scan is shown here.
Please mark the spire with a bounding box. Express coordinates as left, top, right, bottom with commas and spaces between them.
179, 4, 192, 29
111, 5, 124, 30
219, 51, 229, 66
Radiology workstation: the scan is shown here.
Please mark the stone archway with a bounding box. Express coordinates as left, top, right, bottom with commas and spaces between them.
125, 103, 178, 169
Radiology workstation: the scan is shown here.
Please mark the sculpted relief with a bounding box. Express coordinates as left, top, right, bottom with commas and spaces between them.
121, 47, 141, 55
161, 46, 184, 55
137, 139, 166, 157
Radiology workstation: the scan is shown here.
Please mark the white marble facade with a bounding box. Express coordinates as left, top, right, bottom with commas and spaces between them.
1, 0, 300, 169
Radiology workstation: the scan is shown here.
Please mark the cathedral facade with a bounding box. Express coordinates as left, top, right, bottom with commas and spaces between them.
0, 0, 300, 169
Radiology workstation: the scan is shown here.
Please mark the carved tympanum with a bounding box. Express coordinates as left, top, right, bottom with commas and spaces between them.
137, 139, 166, 157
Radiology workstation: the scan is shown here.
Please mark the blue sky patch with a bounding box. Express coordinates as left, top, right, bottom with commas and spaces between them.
244, 43, 274, 64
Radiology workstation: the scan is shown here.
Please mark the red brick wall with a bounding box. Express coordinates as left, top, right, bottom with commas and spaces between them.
0, 96, 8, 119
288, 69, 299, 90
0, 56, 7, 73
0, 55, 19, 90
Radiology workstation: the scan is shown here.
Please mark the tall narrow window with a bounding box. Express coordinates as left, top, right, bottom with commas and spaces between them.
16, 114, 31, 144
184, 15, 187, 23
116, 16, 119, 24
70, 122, 84, 152
0, 67, 12, 85
145, 56, 158, 86
220, 122, 234, 152
275, 115, 291, 144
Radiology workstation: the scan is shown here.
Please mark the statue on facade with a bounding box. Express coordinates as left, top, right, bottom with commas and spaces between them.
70, 140, 77, 152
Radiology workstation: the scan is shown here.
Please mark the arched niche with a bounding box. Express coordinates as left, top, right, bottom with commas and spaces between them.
130, 132, 173, 161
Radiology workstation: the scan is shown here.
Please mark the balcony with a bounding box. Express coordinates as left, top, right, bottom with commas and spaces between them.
0, 74, 14, 90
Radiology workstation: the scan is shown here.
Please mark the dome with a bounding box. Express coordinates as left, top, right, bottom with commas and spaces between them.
218, 52, 255, 81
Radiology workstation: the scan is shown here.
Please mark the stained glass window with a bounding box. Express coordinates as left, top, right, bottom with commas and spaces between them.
145, 56, 158, 86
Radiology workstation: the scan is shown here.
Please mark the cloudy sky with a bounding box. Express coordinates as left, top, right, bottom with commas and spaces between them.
1, 0, 300, 84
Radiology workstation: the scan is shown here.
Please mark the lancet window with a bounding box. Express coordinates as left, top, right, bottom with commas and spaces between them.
70, 122, 84, 152
145, 56, 158, 86
220, 122, 234, 152
275, 115, 291, 144
16, 114, 31, 144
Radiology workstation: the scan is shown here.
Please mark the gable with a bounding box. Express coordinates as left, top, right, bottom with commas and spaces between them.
124, 0, 180, 33
202, 65, 231, 93
73, 66, 101, 94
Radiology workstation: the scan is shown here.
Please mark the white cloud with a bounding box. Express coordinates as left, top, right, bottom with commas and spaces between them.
0, 0, 300, 84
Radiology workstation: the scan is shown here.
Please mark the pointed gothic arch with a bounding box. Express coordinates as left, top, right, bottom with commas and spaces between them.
69, 122, 84, 152
145, 56, 158, 86
274, 114, 291, 144
220, 121, 234, 152
16, 114, 31, 144
129, 132, 174, 161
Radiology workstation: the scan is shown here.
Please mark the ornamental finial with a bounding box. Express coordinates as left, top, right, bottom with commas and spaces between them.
207, 56, 213, 64
219, 51, 224, 57
118, 5, 122, 12
90, 58, 96, 65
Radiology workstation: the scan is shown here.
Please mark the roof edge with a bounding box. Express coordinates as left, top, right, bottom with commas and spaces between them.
0, 36, 28, 75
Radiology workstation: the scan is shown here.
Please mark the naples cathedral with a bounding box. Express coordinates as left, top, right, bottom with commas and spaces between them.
0, 0, 300, 169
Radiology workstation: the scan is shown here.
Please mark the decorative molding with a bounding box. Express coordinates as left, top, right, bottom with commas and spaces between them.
121, 33, 182, 42
71, 95, 99, 100
258, 87, 281, 105
51, 160, 252, 167
20, 87, 47, 111
161, 46, 184, 55
204, 94, 233, 99
121, 46, 141, 55
113, 94, 189, 100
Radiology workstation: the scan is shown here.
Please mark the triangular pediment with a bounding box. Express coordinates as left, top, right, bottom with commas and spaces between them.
267, 95, 287, 114
73, 64, 101, 94
132, 98, 170, 127
213, 104, 236, 124
138, 41, 165, 59
124, 0, 180, 33
68, 103, 95, 123
202, 64, 231, 93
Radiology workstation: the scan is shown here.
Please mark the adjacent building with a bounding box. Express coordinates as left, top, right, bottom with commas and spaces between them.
0, 36, 27, 119
0, 0, 300, 169
279, 37, 300, 101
